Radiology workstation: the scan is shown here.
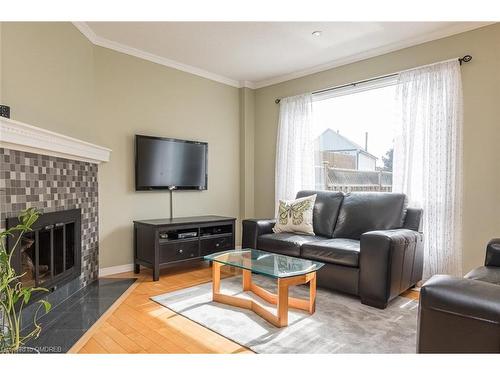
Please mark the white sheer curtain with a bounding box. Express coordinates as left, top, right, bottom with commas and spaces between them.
275, 93, 314, 206
393, 59, 463, 279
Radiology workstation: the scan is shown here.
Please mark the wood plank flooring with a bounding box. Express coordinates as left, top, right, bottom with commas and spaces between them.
71, 263, 251, 354
70, 262, 419, 354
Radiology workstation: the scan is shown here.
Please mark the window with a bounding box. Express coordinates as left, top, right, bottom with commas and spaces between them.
312, 78, 397, 193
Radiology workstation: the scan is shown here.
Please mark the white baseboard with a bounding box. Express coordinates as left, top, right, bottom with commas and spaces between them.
99, 263, 134, 277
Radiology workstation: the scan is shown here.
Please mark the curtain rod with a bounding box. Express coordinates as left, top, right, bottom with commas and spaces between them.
274, 55, 472, 104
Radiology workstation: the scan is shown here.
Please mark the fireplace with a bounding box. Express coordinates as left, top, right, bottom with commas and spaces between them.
6, 209, 82, 299
0, 118, 110, 328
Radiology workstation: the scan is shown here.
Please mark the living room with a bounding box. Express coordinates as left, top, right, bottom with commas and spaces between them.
1, 0, 499, 372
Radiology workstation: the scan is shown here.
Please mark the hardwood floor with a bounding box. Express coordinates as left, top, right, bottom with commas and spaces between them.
71, 263, 252, 354
400, 289, 420, 301
70, 262, 419, 354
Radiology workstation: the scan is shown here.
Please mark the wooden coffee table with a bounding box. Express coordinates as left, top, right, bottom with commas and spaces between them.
204, 249, 324, 328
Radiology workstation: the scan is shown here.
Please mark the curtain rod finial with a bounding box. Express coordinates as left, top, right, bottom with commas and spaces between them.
275, 98, 281, 104
459, 55, 472, 65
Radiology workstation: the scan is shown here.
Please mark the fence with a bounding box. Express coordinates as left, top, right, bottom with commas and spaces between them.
315, 165, 392, 193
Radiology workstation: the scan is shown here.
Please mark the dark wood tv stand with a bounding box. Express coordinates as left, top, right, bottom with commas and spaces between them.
133, 215, 236, 281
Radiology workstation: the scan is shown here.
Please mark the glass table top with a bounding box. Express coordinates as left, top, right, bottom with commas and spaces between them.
204, 249, 324, 279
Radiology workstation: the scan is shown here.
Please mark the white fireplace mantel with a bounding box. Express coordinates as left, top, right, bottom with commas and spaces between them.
0, 117, 111, 164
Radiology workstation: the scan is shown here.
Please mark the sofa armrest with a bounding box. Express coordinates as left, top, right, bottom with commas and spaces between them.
485, 238, 500, 267
418, 275, 500, 353
359, 229, 423, 308
403, 208, 423, 231
242, 219, 275, 249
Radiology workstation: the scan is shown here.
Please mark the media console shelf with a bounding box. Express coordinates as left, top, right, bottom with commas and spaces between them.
133, 215, 236, 281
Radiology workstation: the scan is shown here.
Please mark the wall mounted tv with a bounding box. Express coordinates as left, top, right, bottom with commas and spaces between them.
135, 135, 208, 191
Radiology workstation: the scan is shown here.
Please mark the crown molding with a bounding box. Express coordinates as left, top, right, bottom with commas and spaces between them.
239, 81, 257, 90
74, 22, 494, 91
73, 22, 243, 88
0, 117, 112, 164
72, 21, 98, 43
252, 22, 494, 89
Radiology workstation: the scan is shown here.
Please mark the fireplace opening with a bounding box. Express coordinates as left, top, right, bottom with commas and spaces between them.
7, 209, 81, 300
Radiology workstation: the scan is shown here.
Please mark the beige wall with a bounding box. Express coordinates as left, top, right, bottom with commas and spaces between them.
254, 23, 500, 273
1, 22, 241, 269
94, 47, 240, 268
1, 23, 95, 139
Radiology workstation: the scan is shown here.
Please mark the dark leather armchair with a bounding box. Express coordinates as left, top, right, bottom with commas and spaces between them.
242, 191, 424, 309
417, 239, 500, 353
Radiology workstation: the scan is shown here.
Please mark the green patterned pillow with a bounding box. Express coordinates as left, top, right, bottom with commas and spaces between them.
273, 194, 316, 235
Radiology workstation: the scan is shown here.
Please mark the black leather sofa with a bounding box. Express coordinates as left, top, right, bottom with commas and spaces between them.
242, 190, 424, 309
417, 239, 500, 353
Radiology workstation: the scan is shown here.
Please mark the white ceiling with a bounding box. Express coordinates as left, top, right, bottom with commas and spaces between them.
75, 22, 491, 88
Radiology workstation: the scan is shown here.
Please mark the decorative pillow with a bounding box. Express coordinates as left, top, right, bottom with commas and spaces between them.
273, 194, 316, 235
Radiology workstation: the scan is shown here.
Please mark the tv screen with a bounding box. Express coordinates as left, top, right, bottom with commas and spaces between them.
135, 135, 208, 190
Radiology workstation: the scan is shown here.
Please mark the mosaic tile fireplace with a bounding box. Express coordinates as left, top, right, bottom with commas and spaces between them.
0, 148, 99, 287
0, 149, 99, 323
0, 117, 111, 327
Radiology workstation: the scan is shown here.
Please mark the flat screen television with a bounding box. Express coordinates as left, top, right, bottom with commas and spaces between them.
135, 135, 208, 191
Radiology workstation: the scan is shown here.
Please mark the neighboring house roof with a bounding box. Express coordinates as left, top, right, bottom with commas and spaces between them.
328, 168, 393, 186
317, 129, 377, 160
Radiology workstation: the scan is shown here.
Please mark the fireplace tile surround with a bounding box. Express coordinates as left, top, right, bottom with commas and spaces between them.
0, 147, 99, 283
0, 148, 99, 326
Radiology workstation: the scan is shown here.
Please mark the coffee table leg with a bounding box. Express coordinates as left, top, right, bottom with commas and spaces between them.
212, 261, 221, 298
211, 267, 316, 328
277, 278, 289, 327
242, 269, 252, 291
309, 272, 317, 314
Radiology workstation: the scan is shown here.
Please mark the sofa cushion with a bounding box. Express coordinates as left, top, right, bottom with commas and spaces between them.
465, 266, 500, 286
333, 192, 407, 240
273, 194, 316, 235
257, 232, 327, 257
301, 238, 360, 267
296, 190, 344, 238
